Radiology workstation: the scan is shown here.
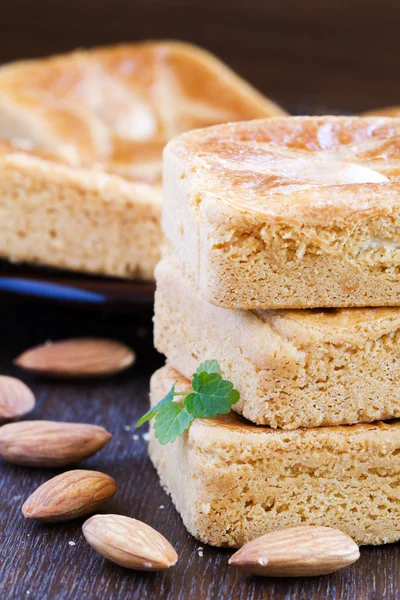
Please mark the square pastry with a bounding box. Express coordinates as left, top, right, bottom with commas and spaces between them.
149, 365, 400, 547
0, 42, 285, 279
163, 116, 400, 307
155, 254, 400, 428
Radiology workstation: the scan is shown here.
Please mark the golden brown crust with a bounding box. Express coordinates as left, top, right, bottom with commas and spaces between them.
0, 138, 64, 162
163, 115, 400, 308
165, 116, 399, 218
149, 365, 400, 547
0, 41, 286, 184
362, 106, 400, 117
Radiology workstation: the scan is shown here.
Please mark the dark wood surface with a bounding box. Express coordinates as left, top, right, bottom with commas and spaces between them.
0, 295, 398, 600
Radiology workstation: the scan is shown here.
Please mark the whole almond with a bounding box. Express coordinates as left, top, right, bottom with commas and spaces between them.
82, 514, 178, 571
0, 420, 112, 467
22, 470, 117, 522
228, 526, 360, 577
14, 338, 135, 378
0, 376, 35, 423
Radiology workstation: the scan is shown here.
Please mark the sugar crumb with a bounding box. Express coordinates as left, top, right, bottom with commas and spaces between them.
132, 434, 139, 441
142, 432, 150, 442
159, 505, 165, 509
124, 425, 131, 432
68, 541, 76, 547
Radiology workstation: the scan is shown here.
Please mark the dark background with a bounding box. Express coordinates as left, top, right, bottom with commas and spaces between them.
0, 0, 398, 114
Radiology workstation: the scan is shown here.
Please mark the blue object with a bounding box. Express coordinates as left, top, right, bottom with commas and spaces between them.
0, 278, 106, 303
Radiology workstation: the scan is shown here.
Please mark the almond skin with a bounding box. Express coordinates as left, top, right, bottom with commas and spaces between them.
22, 470, 117, 522
228, 526, 360, 577
0, 376, 35, 423
82, 514, 178, 571
0, 420, 112, 467
14, 338, 135, 378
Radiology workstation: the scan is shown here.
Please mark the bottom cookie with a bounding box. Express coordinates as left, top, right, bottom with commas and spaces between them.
149, 366, 400, 548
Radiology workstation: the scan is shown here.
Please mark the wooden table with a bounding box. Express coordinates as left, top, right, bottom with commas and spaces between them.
0, 294, 398, 600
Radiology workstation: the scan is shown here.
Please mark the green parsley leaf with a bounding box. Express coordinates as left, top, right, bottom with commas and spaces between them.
186, 372, 240, 418
135, 381, 177, 428
135, 360, 240, 444
154, 401, 194, 445
195, 359, 220, 375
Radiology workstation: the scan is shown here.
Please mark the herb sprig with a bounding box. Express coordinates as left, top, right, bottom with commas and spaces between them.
136, 360, 240, 444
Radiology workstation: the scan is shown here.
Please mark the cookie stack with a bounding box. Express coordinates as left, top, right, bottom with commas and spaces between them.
149, 116, 400, 548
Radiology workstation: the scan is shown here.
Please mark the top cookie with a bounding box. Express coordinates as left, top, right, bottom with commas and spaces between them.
163, 116, 400, 309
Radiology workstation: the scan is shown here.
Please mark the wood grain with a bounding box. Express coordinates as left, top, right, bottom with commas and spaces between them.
0, 296, 399, 599
0, 0, 399, 113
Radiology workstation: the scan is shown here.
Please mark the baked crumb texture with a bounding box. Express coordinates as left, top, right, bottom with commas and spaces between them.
0, 144, 162, 280
0, 42, 285, 278
163, 116, 400, 309
149, 365, 400, 548
155, 254, 400, 428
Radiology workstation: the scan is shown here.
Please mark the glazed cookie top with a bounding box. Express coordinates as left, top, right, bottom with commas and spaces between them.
0, 42, 284, 185
165, 116, 400, 221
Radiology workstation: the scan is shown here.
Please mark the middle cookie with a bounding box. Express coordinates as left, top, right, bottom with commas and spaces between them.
155, 253, 400, 429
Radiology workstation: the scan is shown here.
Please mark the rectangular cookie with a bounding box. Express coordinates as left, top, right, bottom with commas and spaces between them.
163, 116, 400, 308
149, 365, 400, 547
0, 141, 162, 280
0, 42, 285, 279
155, 254, 400, 428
